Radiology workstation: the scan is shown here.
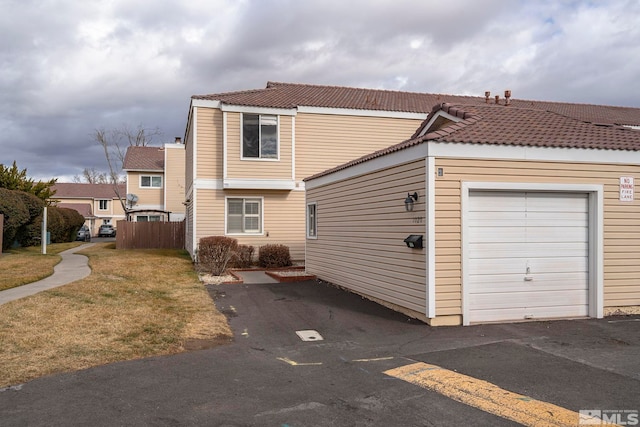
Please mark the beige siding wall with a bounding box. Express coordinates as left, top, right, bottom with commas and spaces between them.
127, 171, 163, 207
306, 160, 427, 314
194, 189, 306, 260
165, 145, 186, 216
226, 113, 294, 180
435, 158, 640, 315
186, 118, 195, 190
296, 114, 422, 179
196, 107, 223, 180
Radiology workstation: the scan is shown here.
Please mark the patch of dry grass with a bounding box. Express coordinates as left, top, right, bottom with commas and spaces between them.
0, 242, 83, 291
0, 243, 232, 388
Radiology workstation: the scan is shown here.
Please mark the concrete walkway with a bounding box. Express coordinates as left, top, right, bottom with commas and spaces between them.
0, 243, 94, 306
232, 269, 279, 284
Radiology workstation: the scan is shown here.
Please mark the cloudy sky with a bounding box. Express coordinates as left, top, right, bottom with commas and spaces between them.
2, 0, 639, 183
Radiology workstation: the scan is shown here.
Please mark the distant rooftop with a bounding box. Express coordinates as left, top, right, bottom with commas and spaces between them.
122, 146, 164, 171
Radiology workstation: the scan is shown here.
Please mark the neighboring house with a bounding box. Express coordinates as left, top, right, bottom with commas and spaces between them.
122, 141, 186, 222
184, 81, 640, 262
305, 101, 640, 326
51, 183, 126, 235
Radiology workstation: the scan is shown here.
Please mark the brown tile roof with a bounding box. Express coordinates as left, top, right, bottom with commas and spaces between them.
52, 183, 126, 200
57, 203, 93, 218
305, 102, 640, 181
122, 146, 164, 171
194, 81, 481, 114
193, 82, 640, 126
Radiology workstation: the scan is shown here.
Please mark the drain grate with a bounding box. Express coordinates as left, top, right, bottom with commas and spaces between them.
296, 330, 324, 341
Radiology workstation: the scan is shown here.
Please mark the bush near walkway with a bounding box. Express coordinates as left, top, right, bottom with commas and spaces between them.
0, 243, 231, 388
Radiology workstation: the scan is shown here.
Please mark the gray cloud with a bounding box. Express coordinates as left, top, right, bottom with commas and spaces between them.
0, 0, 638, 182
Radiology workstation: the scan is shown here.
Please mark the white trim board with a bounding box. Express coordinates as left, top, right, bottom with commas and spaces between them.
305, 141, 640, 190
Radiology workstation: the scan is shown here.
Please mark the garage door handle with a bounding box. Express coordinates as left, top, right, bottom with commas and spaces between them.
524, 277, 533, 281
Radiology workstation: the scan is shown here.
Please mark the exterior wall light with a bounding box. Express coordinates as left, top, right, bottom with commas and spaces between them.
404, 192, 418, 212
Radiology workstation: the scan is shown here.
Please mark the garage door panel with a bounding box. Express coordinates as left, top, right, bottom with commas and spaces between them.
467, 191, 590, 324
468, 257, 588, 276
469, 242, 588, 258
469, 227, 587, 243
525, 194, 588, 211
468, 193, 526, 211
469, 290, 588, 310
468, 273, 589, 293
468, 211, 588, 227
469, 305, 590, 323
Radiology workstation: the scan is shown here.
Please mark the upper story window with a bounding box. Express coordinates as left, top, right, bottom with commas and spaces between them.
242, 114, 278, 160
141, 175, 162, 188
98, 200, 109, 210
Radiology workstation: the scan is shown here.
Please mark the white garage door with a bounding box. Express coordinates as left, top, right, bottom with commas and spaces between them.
467, 191, 589, 323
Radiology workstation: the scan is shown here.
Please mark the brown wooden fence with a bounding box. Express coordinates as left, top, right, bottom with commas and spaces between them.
116, 220, 185, 250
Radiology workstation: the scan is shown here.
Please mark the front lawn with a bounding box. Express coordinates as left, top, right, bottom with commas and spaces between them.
0, 242, 83, 291
0, 243, 232, 388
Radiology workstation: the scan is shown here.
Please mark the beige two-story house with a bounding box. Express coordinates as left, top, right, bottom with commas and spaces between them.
51, 183, 126, 235
184, 81, 640, 262
183, 82, 478, 260
122, 142, 186, 222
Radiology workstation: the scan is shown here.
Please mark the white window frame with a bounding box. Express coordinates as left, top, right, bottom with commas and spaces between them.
140, 175, 163, 188
240, 113, 280, 161
136, 215, 161, 222
225, 197, 264, 235
98, 199, 109, 211
306, 202, 317, 239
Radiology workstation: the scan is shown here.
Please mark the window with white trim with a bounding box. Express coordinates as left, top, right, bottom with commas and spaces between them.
141, 175, 162, 188
137, 215, 161, 222
227, 198, 262, 234
98, 200, 108, 210
307, 202, 317, 238
242, 114, 278, 159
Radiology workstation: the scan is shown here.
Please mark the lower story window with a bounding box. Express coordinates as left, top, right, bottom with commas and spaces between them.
137, 215, 161, 222
307, 202, 317, 238
227, 198, 262, 234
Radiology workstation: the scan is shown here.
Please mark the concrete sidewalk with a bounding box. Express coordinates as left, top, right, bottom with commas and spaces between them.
0, 243, 94, 306
232, 269, 279, 284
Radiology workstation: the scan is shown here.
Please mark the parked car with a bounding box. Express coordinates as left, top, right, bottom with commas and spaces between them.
76, 225, 91, 242
98, 224, 116, 237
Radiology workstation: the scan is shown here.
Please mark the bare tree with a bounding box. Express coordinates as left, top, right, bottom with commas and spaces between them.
93, 124, 163, 212
73, 167, 109, 184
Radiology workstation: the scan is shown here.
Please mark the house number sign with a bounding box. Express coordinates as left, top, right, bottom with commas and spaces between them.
620, 176, 634, 202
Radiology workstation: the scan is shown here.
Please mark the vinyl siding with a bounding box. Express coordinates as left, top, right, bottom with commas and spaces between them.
186, 113, 195, 190
196, 107, 223, 180
127, 171, 163, 208
306, 160, 427, 315
296, 113, 422, 179
435, 158, 640, 315
226, 113, 293, 180
194, 189, 306, 260
164, 145, 186, 216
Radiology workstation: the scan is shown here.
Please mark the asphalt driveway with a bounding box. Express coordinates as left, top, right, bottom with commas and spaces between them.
1, 279, 638, 426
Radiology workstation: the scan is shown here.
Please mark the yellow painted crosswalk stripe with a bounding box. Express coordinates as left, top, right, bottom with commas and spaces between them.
384, 362, 618, 427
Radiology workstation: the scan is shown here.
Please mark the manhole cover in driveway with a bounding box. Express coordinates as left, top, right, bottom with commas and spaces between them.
296, 330, 324, 341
